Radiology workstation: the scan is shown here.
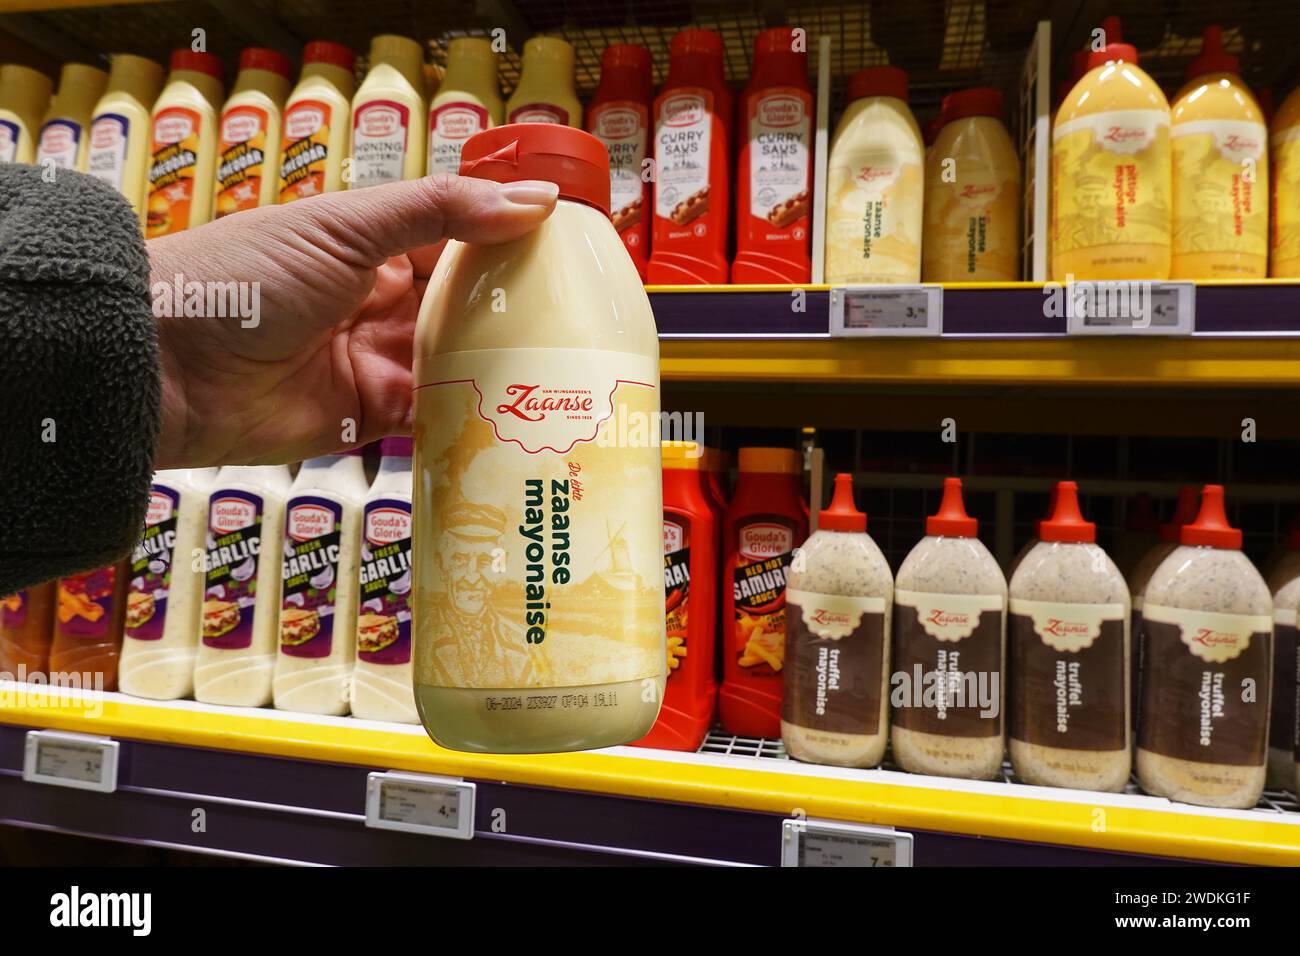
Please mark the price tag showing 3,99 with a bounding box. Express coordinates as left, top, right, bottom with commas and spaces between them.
781, 818, 913, 867
829, 285, 943, 337
365, 771, 476, 840
23, 730, 120, 793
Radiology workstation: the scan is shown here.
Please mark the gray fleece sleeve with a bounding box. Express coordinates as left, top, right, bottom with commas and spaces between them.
0, 163, 159, 594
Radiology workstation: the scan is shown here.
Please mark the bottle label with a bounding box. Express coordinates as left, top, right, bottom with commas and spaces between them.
732, 515, 796, 677
924, 137, 1019, 279
56, 567, 119, 640
508, 102, 568, 125
413, 347, 663, 690
86, 113, 129, 190
37, 119, 81, 169
654, 91, 713, 230
663, 517, 690, 679
890, 589, 1005, 738
591, 102, 649, 238
1007, 598, 1127, 751
359, 498, 413, 665
146, 106, 203, 237
279, 99, 332, 202
1051, 108, 1171, 255
826, 137, 923, 283
352, 99, 411, 188
1272, 607, 1296, 754
203, 489, 264, 650
428, 101, 488, 176
126, 484, 182, 641
0, 119, 19, 163
1273, 126, 1300, 273
1170, 119, 1268, 267
747, 90, 811, 230
280, 496, 345, 659
216, 104, 270, 217
1138, 603, 1272, 766
782, 589, 887, 735
1, 590, 27, 629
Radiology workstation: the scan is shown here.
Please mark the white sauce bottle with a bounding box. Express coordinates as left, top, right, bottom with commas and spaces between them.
119, 467, 218, 700
38, 63, 108, 171
427, 37, 502, 177
194, 464, 292, 707
350, 34, 427, 188
352, 438, 417, 723
272, 451, 367, 715
506, 36, 582, 127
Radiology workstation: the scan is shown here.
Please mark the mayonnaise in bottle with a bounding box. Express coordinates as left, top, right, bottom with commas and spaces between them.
37, 63, 107, 171
119, 468, 218, 700
0, 64, 53, 165
352, 438, 417, 723
146, 50, 224, 237
194, 464, 292, 707
506, 36, 581, 127
351, 34, 427, 188
279, 40, 355, 202
87, 53, 164, 219
1272, 85, 1300, 277
215, 47, 292, 216
427, 37, 502, 177
272, 452, 367, 716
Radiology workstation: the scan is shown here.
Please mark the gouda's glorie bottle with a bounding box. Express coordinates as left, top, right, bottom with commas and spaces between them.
1170, 26, 1269, 279
215, 47, 293, 216
38, 63, 107, 171
278, 41, 355, 203
427, 37, 503, 177
0, 64, 53, 165
146, 50, 224, 237
87, 54, 164, 220
351, 34, 427, 188
1270, 86, 1300, 277
413, 124, 665, 753
506, 36, 581, 128
1052, 40, 1171, 280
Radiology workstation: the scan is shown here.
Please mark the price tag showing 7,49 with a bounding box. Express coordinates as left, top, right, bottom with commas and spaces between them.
23, 730, 119, 793
781, 818, 913, 867
365, 771, 476, 840
829, 285, 943, 337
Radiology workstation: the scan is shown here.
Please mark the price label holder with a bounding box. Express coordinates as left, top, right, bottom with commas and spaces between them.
1064, 280, 1194, 336
781, 818, 913, 867
829, 285, 943, 337
23, 730, 119, 793
365, 771, 476, 840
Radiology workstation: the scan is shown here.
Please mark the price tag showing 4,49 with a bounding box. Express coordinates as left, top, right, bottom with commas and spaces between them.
23, 730, 119, 793
781, 818, 913, 867
829, 285, 943, 337
365, 771, 476, 840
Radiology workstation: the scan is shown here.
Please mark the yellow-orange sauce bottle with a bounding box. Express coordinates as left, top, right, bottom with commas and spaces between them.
215, 47, 292, 216
1270, 86, 1300, 276
146, 50, 224, 237
278, 41, 355, 202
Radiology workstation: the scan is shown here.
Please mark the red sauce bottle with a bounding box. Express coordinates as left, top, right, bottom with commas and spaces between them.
732, 27, 813, 283
646, 29, 732, 285
0, 581, 56, 678
719, 447, 807, 738
49, 562, 129, 692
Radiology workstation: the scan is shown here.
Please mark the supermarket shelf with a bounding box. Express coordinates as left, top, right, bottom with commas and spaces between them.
2, 682, 1298, 865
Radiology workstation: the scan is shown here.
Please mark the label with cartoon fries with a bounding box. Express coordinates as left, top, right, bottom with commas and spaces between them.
663, 519, 691, 677
56, 567, 119, 638
731, 516, 797, 676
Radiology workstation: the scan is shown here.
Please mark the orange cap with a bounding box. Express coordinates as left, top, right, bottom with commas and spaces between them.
1034, 482, 1060, 538
1186, 25, 1238, 81
738, 447, 801, 475
1040, 481, 1096, 544
927, 478, 977, 537
819, 474, 866, 533
459, 124, 611, 214
239, 47, 292, 79
170, 49, 222, 79
1180, 485, 1241, 549
662, 441, 703, 470
1159, 485, 1200, 542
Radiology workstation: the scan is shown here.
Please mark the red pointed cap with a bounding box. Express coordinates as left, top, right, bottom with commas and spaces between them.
1186, 25, 1238, 81
1034, 482, 1060, 537
1159, 485, 1200, 542
1180, 485, 1241, 549
819, 473, 866, 533
170, 49, 223, 79
927, 478, 977, 537
1087, 17, 1136, 71
848, 66, 908, 103
459, 124, 610, 214
945, 87, 1002, 122
1040, 481, 1096, 543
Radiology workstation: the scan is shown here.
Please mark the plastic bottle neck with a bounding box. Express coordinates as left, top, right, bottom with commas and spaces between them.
366, 56, 424, 98
518, 50, 576, 97
442, 52, 499, 99
300, 63, 356, 99
377, 454, 412, 477
49, 66, 107, 121
165, 70, 223, 108
664, 54, 725, 92
231, 67, 291, 104
595, 65, 652, 104
750, 54, 806, 90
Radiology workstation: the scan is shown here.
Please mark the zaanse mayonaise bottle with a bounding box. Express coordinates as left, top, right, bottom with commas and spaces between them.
412, 124, 665, 753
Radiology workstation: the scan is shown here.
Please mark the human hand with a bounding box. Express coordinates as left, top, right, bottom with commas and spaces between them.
148, 175, 559, 468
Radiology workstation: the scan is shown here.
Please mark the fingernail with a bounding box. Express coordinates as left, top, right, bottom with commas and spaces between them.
498, 180, 559, 206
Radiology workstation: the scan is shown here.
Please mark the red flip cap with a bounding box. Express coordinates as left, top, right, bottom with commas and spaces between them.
848, 66, 908, 103
459, 124, 611, 215
1186, 25, 1238, 81
239, 47, 293, 79
303, 40, 355, 72
1180, 485, 1242, 549
927, 477, 978, 537
944, 86, 1003, 122
170, 49, 223, 78
1159, 485, 1200, 542
819, 473, 866, 533
1040, 481, 1096, 544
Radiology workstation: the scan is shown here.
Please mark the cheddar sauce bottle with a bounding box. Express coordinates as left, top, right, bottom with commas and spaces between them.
279, 41, 356, 203
215, 47, 293, 216
146, 50, 224, 237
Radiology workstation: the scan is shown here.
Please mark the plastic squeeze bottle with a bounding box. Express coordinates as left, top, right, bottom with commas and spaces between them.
782, 474, 893, 768
506, 36, 581, 127
215, 47, 293, 217
49, 562, 129, 693
0, 582, 55, 679
922, 87, 1021, 282
824, 67, 924, 284
413, 124, 665, 753
145, 50, 224, 237
1170, 26, 1269, 279
891, 478, 1007, 780
0, 64, 53, 164
732, 27, 813, 284
1008, 481, 1131, 792
1265, 526, 1300, 788
587, 44, 654, 280
350, 34, 427, 188
37, 63, 107, 171
646, 29, 733, 285
119, 468, 218, 700
1052, 30, 1171, 280
1137, 485, 1273, 809
1272, 85, 1300, 277
352, 438, 417, 724
193, 464, 292, 707
427, 37, 503, 177
279, 40, 356, 203
86, 53, 164, 218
